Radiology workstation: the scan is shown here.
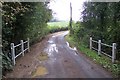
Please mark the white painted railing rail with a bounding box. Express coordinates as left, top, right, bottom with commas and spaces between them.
11, 38, 30, 65
89, 37, 116, 63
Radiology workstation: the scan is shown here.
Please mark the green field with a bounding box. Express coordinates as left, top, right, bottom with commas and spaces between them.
47, 21, 69, 33
47, 21, 69, 27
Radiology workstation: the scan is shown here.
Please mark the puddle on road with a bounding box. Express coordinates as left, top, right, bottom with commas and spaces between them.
32, 66, 48, 77
44, 37, 59, 63
38, 52, 49, 61
52, 36, 55, 37
47, 44, 58, 56
48, 40, 54, 44
47, 37, 58, 54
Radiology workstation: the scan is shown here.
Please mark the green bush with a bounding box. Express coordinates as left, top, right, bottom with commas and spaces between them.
1, 53, 13, 76
2, 2, 52, 73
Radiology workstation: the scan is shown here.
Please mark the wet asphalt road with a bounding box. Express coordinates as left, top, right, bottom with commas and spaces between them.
43, 31, 112, 78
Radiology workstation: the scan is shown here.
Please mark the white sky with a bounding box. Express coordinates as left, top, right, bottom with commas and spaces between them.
49, 0, 86, 21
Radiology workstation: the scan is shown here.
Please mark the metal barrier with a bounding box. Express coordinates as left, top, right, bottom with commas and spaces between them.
11, 38, 30, 65
90, 37, 116, 63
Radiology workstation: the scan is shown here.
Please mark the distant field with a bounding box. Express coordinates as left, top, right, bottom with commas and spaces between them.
47, 21, 69, 33
47, 21, 69, 27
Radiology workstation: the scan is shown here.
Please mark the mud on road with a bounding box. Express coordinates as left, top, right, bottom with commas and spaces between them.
5, 31, 112, 78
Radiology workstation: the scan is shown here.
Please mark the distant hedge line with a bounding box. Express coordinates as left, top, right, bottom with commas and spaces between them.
48, 26, 68, 33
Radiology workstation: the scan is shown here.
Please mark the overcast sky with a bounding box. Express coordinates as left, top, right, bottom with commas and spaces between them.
49, 0, 86, 21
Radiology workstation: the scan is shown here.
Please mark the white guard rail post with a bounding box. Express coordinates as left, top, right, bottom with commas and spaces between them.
21, 40, 24, 56
90, 37, 92, 50
11, 43, 15, 65
98, 40, 101, 56
27, 38, 30, 52
112, 43, 116, 63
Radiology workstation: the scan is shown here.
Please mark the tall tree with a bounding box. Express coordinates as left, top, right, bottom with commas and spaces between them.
73, 2, 120, 60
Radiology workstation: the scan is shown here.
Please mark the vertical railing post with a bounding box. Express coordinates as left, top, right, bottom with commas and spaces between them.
90, 37, 92, 50
98, 40, 101, 55
21, 40, 24, 56
27, 38, 30, 52
11, 43, 15, 65
112, 43, 116, 63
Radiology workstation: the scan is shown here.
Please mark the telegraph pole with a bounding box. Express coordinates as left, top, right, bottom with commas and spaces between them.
69, 2, 73, 34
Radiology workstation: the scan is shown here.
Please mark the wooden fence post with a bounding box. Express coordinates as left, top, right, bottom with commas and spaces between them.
112, 43, 116, 63
11, 43, 15, 65
21, 40, 24, 56
90, 37, 92, 50
27, 38, 30, 52
98, 40, 101, 55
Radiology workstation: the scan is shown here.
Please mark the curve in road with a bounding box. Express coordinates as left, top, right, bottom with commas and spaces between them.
42, 31, 112, 78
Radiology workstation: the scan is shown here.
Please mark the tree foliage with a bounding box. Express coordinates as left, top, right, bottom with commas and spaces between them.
2, 2, 52, 73
72, 2, 120, 60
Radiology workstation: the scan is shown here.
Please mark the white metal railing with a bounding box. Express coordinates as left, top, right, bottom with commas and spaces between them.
11, 38, 30, 65
90, 37, 116, 63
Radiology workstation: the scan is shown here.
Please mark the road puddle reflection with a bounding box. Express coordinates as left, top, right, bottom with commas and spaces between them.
52, 36, 55, 37
47, 44, 58, 55
45, 39, 59, 57
48, 40, 54, 44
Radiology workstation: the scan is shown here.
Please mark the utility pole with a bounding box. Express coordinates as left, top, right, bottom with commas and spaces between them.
69, 2, 73, 34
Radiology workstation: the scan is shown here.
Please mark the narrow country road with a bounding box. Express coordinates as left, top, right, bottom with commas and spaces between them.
43, 31, 112, 78
6, 31, 112, 78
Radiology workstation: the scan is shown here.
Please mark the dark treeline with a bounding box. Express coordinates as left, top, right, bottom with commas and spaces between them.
2, 2, 52, 74
72, 2, 120, 60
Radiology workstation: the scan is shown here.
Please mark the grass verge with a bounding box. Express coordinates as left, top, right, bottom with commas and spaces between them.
65, 34, 120, 78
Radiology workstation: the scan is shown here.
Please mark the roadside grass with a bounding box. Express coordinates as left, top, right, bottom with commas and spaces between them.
47, 22, 69, 33
65, 34, 120, 77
